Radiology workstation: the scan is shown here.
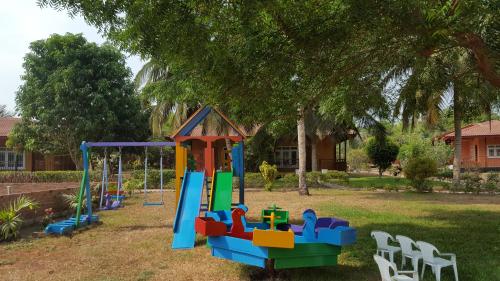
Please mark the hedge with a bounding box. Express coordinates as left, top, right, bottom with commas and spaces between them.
0, 171, 102, 183
131, 169, 176, 189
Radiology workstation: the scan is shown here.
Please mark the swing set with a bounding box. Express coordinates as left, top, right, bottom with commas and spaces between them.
98, 144, 169, 209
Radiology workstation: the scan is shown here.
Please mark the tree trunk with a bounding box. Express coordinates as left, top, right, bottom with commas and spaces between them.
297, 106, 309, 195
311, 136, 318, 171
225, 138, 232, 170
452, 84, 462, 187
68, 148, 82, 170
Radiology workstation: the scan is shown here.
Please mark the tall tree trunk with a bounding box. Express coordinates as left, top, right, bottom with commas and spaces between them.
452, 84, 462, 187
297, 106, 309, 195
311, 136, 318, 171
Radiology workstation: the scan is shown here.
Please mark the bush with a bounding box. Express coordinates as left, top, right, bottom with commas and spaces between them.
461, 172, 482, 194
131, 169, 175, 189
322, 170, 349, 183
259, 161, 278, 191
398, 134, 452, 170
279, 173, 299, 185
366, 137, 399, 176
482, 173, 499, 193
347, 148, 370, 172
436, 168, 453, 180
122, 178, 143, 195
404, 157, 438, 192
306, 171, 323, 183
245, 172, 265, 187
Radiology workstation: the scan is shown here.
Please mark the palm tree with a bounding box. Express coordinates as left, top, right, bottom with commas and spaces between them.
393, 49, 499, 185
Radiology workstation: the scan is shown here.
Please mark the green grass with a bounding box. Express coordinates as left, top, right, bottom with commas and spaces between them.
0, 189, 498, 280
342, 176, 447, 190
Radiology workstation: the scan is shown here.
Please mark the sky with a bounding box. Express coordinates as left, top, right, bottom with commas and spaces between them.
0, 1, 143, 114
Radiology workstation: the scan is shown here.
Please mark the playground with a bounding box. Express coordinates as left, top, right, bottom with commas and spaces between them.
1, 189, 498, 281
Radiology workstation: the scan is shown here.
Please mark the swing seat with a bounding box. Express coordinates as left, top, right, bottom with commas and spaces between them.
143, 202, 164, 206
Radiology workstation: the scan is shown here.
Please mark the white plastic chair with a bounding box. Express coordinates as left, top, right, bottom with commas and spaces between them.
371, 230, 401, 263
396, 235, 422, 270
373, 255, 419, 281
416, 241, 458, 281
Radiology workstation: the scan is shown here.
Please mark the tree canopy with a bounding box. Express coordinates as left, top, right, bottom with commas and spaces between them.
13, 33, 149, 167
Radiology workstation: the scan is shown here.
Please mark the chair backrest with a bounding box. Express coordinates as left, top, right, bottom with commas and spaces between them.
396, 235, 416, 255
371, 230, 392, 248
373, 255, 396, 281
416, 241, 438, 263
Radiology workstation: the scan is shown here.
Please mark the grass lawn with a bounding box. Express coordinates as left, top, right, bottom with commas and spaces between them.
0, 189, 498, 280
343, 176, 447, 190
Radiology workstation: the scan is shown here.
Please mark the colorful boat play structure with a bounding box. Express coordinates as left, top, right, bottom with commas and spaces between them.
44, 105, 357, 271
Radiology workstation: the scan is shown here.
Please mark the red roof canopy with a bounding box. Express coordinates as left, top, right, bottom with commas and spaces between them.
441, 120, 500, 141
0, 117, 20, 137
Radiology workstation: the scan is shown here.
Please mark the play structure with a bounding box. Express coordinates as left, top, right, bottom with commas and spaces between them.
192, 205, 356, 269
45, 141, 175, 235
44, 105, 357, 271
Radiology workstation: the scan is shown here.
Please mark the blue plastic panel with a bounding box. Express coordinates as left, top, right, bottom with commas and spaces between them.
212, 248, 266, 268
172, 171, 205, 249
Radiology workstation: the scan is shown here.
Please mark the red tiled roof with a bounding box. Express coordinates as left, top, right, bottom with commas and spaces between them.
0, 117, 20, 136
441, 120, 500, 140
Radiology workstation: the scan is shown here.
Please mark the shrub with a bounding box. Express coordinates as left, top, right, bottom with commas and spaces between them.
306, 171, 323, 183
259, 161, 278, 191
461, 172, 482, 193
245, 172, 265, 187
122, 178, 143, 195
279, 173, 299, 185
397, 134, 452, 170
347, 148, 370, 172
322, 170, 349, 183
482, 173, 499, 193
436, 168, 453, 180
131, 169, 175, 189
366, 137, 399, 177
404, 157, 438, 192
0, 196, 39, 241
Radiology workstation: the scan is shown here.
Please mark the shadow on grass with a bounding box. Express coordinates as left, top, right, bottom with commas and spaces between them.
116, 224, 171, 231
234, 208, 500, 281
360, 191, 500, 205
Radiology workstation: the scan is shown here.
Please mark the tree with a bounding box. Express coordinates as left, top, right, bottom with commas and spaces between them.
365, 137, 399, 177
404, 157, 438, 192
0, 105, 13, 117
13, 33, 149, 168
39, 1, 393, 196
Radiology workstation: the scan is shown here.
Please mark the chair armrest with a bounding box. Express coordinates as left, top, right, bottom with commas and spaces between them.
398, 270, 418, 280
439, 253, 456, 260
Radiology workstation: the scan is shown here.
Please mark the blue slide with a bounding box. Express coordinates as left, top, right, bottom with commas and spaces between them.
172, 170, 205, 249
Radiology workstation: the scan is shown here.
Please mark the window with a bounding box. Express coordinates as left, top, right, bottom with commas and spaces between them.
487, 145, 500, 158
0, 148, 24, 170
275, 146, 298, 168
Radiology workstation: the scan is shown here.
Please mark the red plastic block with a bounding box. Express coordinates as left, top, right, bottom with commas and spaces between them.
228, 208, 254, 240
195, 217, 227, 236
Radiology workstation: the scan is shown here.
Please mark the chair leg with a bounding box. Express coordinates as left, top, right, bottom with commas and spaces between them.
401, 255, 406, 268
421, 264, 426, 279
411, 257, 418, 271
435, 266, 441, 281
453, 262, 459, 281
389, 251, 394, 263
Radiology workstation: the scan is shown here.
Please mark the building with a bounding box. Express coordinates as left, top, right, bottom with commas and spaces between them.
0, 117, 75, 171
441, 120, 500, 170
169, 107, 352, 173
273, 135, 351, 172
